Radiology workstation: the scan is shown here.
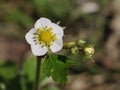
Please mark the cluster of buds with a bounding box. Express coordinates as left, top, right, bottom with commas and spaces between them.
63, 39, 95, 60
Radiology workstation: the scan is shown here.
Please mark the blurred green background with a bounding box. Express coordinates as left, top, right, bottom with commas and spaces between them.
0, 0, 120, 90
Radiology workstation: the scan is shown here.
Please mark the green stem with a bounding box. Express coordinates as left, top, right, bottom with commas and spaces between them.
34, 56, 42, 90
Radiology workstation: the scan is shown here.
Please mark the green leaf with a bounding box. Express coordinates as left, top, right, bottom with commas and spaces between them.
0, 61, 17, 80
32, 0, 72, 19
23, 56, 36, 82
41, 54, 68, 84
51, 59, 67, 84
7, 9, 34, 27
41, 57, 53, 77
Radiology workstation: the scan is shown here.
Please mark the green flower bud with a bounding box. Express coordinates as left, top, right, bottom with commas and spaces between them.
71, 47, 78, 55
64, 41, 76, 49
84, 46, 95, 57
76, 39, 86, 47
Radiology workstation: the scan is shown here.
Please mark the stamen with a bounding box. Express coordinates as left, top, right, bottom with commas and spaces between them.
41, 45, 44, 48
33, 33, 36, 35
34, 27, 57, 47
33, 37, 35, 39
33, 39, 36, 42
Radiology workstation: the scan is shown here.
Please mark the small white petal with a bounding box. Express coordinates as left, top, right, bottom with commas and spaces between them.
50, 39, 63, 52
25, 28, 36, 45
52, 23, 64, 39
34, 17, 52, 29
31, 45, 48, 56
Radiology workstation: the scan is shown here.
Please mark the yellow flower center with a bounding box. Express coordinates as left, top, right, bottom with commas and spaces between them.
34, 27, 57, 47
40, 31, 52, 43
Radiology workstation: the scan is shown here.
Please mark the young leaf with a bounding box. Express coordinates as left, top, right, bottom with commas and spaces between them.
51, 59, 67, 84
41, 57, 53, 77
41, 54, 68, 84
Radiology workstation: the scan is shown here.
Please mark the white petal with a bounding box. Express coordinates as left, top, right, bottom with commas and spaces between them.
25, 28, 36, 45
52, 23, 64, 39
50, 39, 63, 52
31, 45, 48, 56
34, 17, 52, 29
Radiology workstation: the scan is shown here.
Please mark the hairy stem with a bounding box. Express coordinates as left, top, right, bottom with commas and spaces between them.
34, 56, 42, 90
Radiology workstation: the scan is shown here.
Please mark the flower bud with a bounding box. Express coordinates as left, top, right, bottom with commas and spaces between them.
84, 46, 95, 57
63, 41, 76, 49
71, 47, 78, 55
76, 39, 86, 47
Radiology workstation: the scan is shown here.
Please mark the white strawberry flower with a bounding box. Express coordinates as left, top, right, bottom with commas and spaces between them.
25, 17, 64, 56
